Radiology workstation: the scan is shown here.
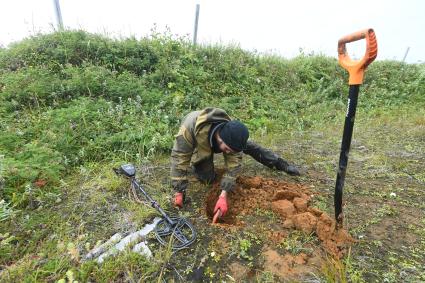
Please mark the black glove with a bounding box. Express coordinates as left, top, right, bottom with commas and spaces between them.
275, 158, 300, 176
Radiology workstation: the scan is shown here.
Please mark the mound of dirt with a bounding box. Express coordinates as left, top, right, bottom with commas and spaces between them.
205, 176, 354, 258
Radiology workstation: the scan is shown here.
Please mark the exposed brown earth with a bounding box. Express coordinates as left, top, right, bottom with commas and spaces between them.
206, 176, 354, 257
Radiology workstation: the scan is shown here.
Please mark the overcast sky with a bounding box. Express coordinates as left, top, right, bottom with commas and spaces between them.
0, 0, 424, 63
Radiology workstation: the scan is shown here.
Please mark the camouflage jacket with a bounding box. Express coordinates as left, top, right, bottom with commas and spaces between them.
170, 108, 242, 192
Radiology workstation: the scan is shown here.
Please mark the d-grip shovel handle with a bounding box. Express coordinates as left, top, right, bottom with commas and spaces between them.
338, 28, 378, 85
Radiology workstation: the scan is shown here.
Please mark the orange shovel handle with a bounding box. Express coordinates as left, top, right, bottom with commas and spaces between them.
338, 28, 378, 85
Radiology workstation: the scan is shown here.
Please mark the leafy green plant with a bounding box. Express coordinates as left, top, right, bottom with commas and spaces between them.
2, 142, 64, 206
0, 200, 16, 222
238, 238, 253, 261
279, 231, 315, 255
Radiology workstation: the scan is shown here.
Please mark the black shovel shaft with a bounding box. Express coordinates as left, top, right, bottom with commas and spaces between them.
334, 85, 360, 222
131, 179, 175, 225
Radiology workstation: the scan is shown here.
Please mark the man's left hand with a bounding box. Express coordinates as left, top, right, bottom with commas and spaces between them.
275, 158, 301, 176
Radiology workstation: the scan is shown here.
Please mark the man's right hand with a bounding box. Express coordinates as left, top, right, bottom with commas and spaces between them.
174, 192, 184, 208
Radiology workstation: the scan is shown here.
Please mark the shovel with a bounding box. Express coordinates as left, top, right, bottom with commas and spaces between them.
334, 29, 378, 226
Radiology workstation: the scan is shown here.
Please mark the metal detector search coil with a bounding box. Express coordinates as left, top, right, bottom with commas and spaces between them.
114, 164, 196, 250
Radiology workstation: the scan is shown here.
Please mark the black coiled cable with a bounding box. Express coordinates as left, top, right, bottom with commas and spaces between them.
154, 216, 197, 250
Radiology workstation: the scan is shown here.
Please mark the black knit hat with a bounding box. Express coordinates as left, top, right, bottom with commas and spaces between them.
218, 120, 249, 152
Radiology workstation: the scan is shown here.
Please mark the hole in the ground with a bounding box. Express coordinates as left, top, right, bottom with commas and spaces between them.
205, 175, 355, 258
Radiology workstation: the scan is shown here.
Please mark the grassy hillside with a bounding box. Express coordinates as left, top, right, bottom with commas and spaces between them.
0, 30, 424, 282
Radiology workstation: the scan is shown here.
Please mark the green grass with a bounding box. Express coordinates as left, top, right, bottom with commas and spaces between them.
0, 29, 424, 282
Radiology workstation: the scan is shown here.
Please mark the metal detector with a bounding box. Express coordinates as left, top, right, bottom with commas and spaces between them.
114, 164, 196, 250
334, 29, 378, 226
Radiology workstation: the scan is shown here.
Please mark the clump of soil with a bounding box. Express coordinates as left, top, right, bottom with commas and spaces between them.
205, 175, 354, 258
262, 248, 312, 278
